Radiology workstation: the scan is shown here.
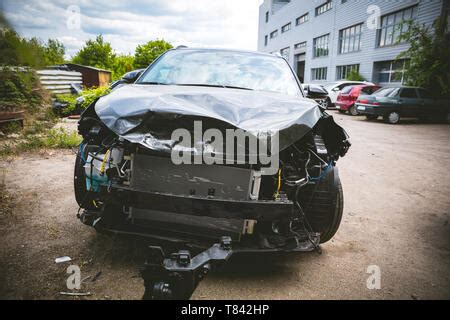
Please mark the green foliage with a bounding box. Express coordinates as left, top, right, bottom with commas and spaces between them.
43, 39, 65, 65
0, 128, 82, 156
397, 13, 450, 97
345, 69, 365, 81
134, 39, 173, 69
71, 35, 115, 70
0, 13, 65, 67
79, 86, 110, 110
54, 93, 78, 114
43, 128, 82, 148
0, 68, 49, 112
112, 54, 135, 80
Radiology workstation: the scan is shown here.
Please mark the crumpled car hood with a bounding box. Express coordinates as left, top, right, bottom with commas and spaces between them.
94, 84, 323, 152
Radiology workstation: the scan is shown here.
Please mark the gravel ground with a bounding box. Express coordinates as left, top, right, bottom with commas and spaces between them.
0, 112, 449, 300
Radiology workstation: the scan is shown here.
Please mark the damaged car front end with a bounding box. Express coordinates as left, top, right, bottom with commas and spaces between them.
74, 48, 350, 299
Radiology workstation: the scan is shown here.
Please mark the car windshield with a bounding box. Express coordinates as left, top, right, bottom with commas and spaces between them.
341, 86, 355, 94
323, 82, 340, 90
137, 49, 302, 96
372, 87, 400, 97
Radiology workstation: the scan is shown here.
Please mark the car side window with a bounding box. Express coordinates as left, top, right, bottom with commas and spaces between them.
418, 89, 433, 99
399, 88, 418, 98
361, 87, 373, 94
338, 83, 351, 90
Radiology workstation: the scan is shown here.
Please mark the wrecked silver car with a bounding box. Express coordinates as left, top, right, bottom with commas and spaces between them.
74, 48, 350, 299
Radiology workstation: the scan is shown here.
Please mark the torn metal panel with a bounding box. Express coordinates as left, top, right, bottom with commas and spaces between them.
94, 84, 323, 153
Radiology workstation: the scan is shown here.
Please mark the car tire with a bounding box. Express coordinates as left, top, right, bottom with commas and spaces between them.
366, 115, 378, 120
349, 105, 358, 116
74, 142, 96, 210
325, 97, 332, 109
384, 111, 400, 124
299, 167, 344, 244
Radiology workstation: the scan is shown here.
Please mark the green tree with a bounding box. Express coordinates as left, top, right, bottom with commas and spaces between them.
345, 69, 365, 81
134, 39, 172, 69
72, 35, 115, 70
397, 10, 450, 97
43, 39, 65, 65
112, 54, 135, 80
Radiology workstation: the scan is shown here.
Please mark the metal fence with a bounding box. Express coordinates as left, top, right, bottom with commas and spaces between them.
37, 69, 82, 94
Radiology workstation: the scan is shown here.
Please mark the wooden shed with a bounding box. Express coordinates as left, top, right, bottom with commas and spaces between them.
63, 64, 112, 88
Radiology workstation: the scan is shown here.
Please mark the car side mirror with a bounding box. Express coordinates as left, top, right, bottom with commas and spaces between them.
332, 87, 339, 92
122, 70, 143, 84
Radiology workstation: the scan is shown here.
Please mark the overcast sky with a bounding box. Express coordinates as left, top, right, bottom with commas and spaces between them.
1, 0, 263, 58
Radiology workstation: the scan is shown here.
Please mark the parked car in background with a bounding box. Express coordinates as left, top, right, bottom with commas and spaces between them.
335, 84, 381, 116
324, 81, 375, 108
302, 83, 329, 109
355, 86, 450, 124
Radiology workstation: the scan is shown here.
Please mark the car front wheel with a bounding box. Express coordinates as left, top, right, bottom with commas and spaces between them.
349, 105, 359, 116
384, 111, 400, 124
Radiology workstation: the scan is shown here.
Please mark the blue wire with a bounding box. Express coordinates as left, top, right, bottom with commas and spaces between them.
310, 161, 333, 181
79, 143, 86, 163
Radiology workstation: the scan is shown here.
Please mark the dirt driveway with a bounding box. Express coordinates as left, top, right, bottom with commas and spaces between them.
1, 112, 449, 300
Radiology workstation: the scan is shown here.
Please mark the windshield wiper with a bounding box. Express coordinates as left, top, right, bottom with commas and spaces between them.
175, 84, 253, 91
139, 81, 168, 85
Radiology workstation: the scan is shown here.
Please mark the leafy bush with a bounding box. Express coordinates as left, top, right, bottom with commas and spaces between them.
345, 69, 365, 81
0, 68, 50, 112
79, 86, 111, 110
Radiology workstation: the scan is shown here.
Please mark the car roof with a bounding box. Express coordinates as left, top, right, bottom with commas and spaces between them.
380, 85, 424, 89
172, 47, 282, 59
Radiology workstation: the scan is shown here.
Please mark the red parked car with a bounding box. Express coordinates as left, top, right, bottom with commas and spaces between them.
335, 85, 381, 116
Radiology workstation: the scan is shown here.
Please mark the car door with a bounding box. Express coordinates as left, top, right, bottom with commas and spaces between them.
398, 88, 420, 117
417, 88, 443, 117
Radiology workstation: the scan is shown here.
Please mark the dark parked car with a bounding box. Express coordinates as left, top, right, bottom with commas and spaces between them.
335, 84, 381, 116
75, 48, 350, 298
356, 86, 450, 124
302, 83, 330, 109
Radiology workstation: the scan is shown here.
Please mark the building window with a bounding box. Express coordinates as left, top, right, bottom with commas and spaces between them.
336, 64, 360, 80
264, 35, 268, 46
315, 1, 332, 16
339, 23, 363, 54
374, 59, 409, 83
313, 34, 329, 58
294, 41, 307, 50
270, 29, 278, 39
377, 5, 418, 47
311, 67, 328, 81
281, 22, 291, 33
265, 11, 269, 23
280, 47, 290, 61
296, 13, 309, 25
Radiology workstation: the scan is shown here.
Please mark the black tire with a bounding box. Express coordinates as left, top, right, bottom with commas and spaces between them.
325, 98, 332, 109
349, 105, 358, 116
366, 114, 378, 120
384, 111, 400, 124
74, 143, 96, 210
299, 168, 344, 243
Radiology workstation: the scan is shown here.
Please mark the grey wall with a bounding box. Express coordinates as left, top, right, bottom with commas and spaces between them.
258, 0, 443, 83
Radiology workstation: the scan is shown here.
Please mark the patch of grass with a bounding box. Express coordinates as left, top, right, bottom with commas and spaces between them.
0, 128, 82, 156
43, 128, 82, 148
